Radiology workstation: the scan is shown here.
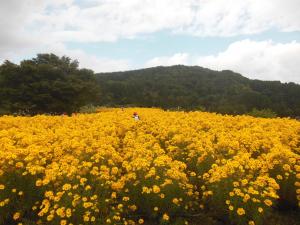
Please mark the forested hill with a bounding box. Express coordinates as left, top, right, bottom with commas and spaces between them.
1, 54, 299, 117
96, 65, 300, 117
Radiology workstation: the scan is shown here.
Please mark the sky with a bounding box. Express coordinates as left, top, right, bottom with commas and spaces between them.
0, 0, 300, 83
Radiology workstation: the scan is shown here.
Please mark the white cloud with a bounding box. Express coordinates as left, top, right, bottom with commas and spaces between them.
145, 40, 300, 83
0, 39, 130, 73
28, 0, 300, 42
44, 43, 131, 72
196, 40, 300, 83
64, 50, 131, 72
145, 53, 189, 67
182, 0, 300, 36
0, 0, 131, 72
1, 0, 300, 48
1, 0, 300, 78
0, 0, 73, 60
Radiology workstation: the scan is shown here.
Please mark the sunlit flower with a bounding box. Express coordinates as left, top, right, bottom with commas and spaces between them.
162, 213, 169, 221
237, 208, 245, 216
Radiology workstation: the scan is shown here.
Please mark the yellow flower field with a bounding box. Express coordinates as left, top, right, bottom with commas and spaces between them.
0, 108, 299, 225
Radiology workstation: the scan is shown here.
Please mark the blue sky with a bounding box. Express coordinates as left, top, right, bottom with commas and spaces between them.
0, 0, 300, 83
66, 29, 300, 68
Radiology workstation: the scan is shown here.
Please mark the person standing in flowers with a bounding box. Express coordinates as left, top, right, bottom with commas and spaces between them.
133, 112, 140, 121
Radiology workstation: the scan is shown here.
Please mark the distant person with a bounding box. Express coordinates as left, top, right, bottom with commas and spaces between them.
133, 112, 140, 121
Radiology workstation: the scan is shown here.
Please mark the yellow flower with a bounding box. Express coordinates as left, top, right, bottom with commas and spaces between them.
56, 207, 66, 218
80, 178, 87, 185
85, 185, 91, 191
237, 208, 245, 216
138, 219, 144, 224
66, 208, 72, 218
47, 214, 54, 221
111, 167, 119, 175
15, 162, 23, 168
283, 164, 290, 171
83, 202, 93, 208
162, 213, 169, 221
45, 191, 54, 198
0, 108, 299, 225
233, 181, 239, 187
83, 215, 90, 222
129, 205, 137, 211
153, 185, 160, 193
91, 195, 98, 200
264, 199, 272, 207
13, 212, 21, 220
243, 194, 250, 202
111, 192, 117, 198
241, 179, 248, 186
113, 215, 120, 221
172, 198, 179, 205
62, 184, 72, 191
190, 172, 196, 177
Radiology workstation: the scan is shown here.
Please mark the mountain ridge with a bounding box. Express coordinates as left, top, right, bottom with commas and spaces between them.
97, 65, 297, 84
95, 65, 300, 116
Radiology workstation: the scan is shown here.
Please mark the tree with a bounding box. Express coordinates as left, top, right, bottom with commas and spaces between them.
0, 54, 100, 115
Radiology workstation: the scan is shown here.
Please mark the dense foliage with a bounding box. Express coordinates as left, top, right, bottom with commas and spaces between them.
96, 66, 300, 117
0, 108, 299, 225
0, 54, 99, 115
1, 54, 299, 117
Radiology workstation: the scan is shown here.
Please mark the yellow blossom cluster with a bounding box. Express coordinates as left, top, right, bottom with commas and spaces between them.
0, 108, 299, 225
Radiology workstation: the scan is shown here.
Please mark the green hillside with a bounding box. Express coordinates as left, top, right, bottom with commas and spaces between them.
96, 65, 300, 117
1, 54, 299, 117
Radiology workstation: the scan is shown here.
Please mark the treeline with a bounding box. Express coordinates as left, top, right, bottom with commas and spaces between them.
0, 54, 99, 115
96, 66, 300, 117
1, 54, 300, 117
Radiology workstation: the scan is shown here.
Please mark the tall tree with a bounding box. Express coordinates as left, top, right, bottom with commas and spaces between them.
0, 54, 99, 114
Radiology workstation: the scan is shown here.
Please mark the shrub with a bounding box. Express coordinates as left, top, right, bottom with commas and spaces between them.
79, 104, 98, 114
247, 108, 277, 118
